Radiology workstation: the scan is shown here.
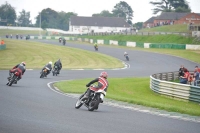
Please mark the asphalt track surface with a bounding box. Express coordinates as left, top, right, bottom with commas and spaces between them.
0, 39, 200, 133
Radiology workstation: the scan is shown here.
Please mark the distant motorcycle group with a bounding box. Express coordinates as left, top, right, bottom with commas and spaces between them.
6, 59, 62, 86
5, 34, 30, 40
40, 60, 62, 78
59, 37, 66, 45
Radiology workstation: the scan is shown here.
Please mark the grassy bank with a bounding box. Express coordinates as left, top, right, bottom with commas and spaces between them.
55, 78, 200, 116
0, 29, 46, 36
69, 41, 200, 64
79, 34, 199, 44
140, 24, 189, 32
0, 39, 123, 69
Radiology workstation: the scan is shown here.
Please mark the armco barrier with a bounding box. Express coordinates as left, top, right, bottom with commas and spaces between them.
149, 43, 186, 49
29, 36, 200, 50
150, 72, 200, 103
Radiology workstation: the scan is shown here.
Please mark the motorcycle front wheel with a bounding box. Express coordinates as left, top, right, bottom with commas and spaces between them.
75, 94, 84, 109
7, 76, 17, 86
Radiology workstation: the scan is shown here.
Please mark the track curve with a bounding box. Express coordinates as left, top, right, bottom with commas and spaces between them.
0, 40, 200, 133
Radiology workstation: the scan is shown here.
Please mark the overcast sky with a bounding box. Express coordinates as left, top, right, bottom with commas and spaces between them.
1, 0, 200, 24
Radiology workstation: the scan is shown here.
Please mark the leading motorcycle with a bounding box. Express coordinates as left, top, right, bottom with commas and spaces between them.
94, 45, 98, 51
75, 85, 106, 111
125, 55, 129, 61
40, 67, 50, 78
6, 71, 20, 86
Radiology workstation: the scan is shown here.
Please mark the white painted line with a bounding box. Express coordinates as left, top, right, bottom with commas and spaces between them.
71, 69, 85, 70
26, 69, 33, 70
93, 69, 105, 70
47, 80, 200, 123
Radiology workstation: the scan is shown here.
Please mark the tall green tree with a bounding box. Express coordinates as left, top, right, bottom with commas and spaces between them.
35, 8, 58, 28
92, 10, 114, 17
0, 1, 16, 26
35, 8, 77, 30
150, 0, 191, 14
58, 11, 77, 30
17, 9, 31, 27
112, 1, 133, 24
133, 22, 143, 30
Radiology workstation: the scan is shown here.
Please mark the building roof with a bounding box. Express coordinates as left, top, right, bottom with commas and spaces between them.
155, 12, 189, 20
70, 16, 130, 27
144, 17, 156, 23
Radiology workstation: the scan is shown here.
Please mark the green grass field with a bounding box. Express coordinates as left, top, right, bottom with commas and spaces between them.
139, 24, 190, 32
55, 78, 200, 116
0, 29, 46, 36
0, 39, 123, 69
79, 34, 200, 44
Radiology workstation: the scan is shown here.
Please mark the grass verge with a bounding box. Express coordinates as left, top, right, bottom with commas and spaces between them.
79, 34, 199, 44
139, 24, 189, 33
0, 29, 46, 36
0, 39, 123, 69
54, 77, 200, 116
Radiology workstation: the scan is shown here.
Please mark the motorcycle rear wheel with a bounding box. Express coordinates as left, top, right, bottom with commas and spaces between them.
88, 95, 100, 111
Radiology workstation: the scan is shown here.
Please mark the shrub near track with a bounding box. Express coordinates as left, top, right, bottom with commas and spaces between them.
0, 39, 123, 69
55, 78, 200, 116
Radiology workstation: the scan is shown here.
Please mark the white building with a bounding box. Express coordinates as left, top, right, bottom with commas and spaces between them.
69, 16, 131, 33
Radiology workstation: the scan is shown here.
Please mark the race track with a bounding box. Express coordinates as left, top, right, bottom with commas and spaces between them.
0, 40, 200, 133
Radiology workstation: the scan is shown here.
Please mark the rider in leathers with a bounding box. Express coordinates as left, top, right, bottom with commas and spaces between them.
53, 59, 62, 74
8, 62, 26, 83
84, 72, 109, 101
41, 61, 52, 76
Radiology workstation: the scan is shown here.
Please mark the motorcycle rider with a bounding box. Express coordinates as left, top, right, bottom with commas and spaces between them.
53, 59, 62, 74
63, 38, 66, 45
124, 51, 128, 57
8, 62, 26, 84
59, 37, 62, 43
41, 61, 52, 76
83, 72, 109, 102
94, 42, 98, 50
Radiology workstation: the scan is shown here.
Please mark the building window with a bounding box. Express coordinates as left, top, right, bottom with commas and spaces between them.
98, 27, 103, 29
74, 26, 80, 28
191, 15, 195, 19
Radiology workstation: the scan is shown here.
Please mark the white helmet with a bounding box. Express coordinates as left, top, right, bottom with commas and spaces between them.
124, 52, 127, 54
49, 61, 52, 65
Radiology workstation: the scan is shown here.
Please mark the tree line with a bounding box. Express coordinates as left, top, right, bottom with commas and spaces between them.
0, 0, 191, 30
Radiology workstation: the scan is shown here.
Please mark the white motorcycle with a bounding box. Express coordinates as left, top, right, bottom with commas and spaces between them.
75, 85, 106, 111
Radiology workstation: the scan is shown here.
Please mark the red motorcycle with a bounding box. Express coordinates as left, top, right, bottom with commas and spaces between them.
6, 71, 20, 86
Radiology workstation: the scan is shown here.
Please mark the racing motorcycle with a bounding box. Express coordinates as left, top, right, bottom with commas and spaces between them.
75, 85, 106, 111
40, 67, 50, 78
52, 65, 59, 76
124, 54, 129, 61
94, 45, 98, 51
59, 38, 62, 43
63, 40, 66, 45
6, 71, 20, 86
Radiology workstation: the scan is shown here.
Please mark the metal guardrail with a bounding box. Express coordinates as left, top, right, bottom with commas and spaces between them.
87, 32, 190, 36
150, 71, 200, 103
